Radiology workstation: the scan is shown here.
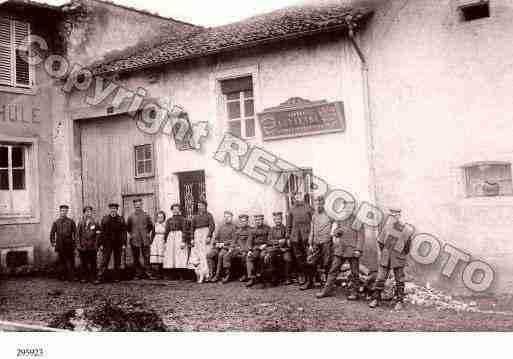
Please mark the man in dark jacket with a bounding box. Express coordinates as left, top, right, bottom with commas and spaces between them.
246, 214, 271, 287
126, 198, 154, 279
263, 211, 292, 285
208, 210, 237, 283
50, 204, 77, 281
77, 205, 101, 283
224, 214, 252, 282
287, 193, 312, 285
97, 203, 126, 283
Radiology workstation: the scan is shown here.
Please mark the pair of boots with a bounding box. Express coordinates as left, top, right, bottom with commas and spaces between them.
368, 285, 405, 309
211, 268, 231, 283
315, 275, 359, 300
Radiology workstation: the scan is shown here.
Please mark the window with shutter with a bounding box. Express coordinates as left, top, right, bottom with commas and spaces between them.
0, 16, 31, 88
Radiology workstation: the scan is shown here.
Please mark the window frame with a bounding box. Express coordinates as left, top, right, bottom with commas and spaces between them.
0, 136, 38, 224
134, 143, 155, 179
462, 161, 513, 198
0, 16, 33, 90
282, 168, 314, 209
225, 88, 255, 139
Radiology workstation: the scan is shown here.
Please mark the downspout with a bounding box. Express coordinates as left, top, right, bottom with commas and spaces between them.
347, 22, 379, 209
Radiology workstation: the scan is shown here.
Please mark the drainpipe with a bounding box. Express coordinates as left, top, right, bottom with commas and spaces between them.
347, 23, 379, 209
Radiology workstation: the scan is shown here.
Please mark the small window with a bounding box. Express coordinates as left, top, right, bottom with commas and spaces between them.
464, 162, 512, 197
134, 144, 154, 178
0, 17, 32, 88
459, 1, 490, 22
221, 76, 255, 139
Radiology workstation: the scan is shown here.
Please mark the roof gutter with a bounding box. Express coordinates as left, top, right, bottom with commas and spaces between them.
347, 22, 378, 209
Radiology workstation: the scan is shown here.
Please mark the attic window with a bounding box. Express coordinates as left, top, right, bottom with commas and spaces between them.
460, 1, 490, 22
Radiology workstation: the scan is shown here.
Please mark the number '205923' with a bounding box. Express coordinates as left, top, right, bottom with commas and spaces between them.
17, 348, 44, 357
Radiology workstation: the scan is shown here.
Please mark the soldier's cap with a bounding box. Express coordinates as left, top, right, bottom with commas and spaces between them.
272, 211, 283, 217
133, 198, 142, 204
82, 205, 93, 213
224, 210, 233, 216
254, 214, 264, 219
108, 203, 119, 208
59, 204, 69, 210
239, 214, 249, 219
389, 207, 401, 214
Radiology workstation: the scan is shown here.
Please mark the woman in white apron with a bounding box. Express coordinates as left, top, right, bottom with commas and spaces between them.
189, 200, 215, 283
163, 204, 188, 275
150, 211, 166, 279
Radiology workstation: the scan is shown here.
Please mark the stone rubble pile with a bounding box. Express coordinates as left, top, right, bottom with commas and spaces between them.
405, 282, 478, 312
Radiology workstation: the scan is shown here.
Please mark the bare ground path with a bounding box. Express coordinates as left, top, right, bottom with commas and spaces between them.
1, 277, 513, 331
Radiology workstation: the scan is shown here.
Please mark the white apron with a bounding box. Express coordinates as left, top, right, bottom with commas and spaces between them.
150, 222, 166, 264
163, 230, 188, 269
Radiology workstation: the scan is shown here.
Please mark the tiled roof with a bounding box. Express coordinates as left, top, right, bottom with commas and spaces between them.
92, 3, 372, 75
0, 0, 63, 11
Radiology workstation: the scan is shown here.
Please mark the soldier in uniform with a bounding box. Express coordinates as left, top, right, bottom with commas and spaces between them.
97, 203, 126, 283
287, 192, 312, 285
369, 208, 413, 310
77, 205, 101, 283
127, 198, 155, 280
262, 211, 292, 286
302, 196, 335, 291
224, 214, 252, 282
49, 204, 77, 281
207, 210, 237, 283
246, 214, 271, 287
316, 209, 365, 300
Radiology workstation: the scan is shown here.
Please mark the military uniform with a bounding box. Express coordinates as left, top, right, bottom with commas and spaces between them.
127, 206, 154, 279
98, 205, 127, 282
49, 209, 77, 281
303, 210, 334, 290
263, 212, 292, 285
246, 215, 271, 287
316, 215, 364, 299
370, 210, 413, 308
207, 219, 237, 282
77, 216, 101, 282
225, 215, 252, 282
286, 201, 312, 283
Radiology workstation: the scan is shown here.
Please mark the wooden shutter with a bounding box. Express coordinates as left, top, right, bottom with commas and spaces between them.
0, 17, 13, 86
14, 20, 30, 87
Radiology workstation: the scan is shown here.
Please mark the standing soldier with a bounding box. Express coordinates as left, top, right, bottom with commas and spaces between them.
246, 214, 271, 287
303, 196, 335, 291
49, 204, 77, 281
97, 203, 126, 283
207, 210, 237, 283
316, 209, 365, 299
263, 211, 292, 286
127, 198, 155, 280
77, 206, 101, 283
224, 214, 252, 282
287, 192, 312, 286
369, 208, 413, 310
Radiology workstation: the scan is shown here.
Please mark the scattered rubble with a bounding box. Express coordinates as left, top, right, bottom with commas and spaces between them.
405, 282, 479, 312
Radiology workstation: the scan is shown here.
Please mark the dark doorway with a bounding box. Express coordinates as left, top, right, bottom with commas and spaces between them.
177, 170, 206, 220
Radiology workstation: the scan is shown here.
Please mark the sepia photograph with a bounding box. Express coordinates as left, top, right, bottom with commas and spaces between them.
0, 0, 511, 354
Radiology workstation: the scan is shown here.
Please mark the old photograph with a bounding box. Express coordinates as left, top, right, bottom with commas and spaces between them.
0, 0, 512, 342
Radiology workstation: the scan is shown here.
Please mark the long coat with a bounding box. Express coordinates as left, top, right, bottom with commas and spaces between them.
126, 210, 154, 247
332, 216, 364, 258
49, 217, 77, 253
377, 216, 414, 268
286, 203, 312, 243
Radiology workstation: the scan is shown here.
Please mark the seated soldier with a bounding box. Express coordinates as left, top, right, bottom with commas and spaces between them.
246, 214, 271, 287
262, 211, 292, 286
207, 210, 237, 283
223, 214, 252, 283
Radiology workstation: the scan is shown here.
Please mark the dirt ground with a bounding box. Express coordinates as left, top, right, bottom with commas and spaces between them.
1, 276, 513, 331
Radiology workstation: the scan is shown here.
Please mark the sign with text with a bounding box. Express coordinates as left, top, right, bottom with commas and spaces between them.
257, 97, 345, 141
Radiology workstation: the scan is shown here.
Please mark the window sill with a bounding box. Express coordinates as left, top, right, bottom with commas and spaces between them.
0, 216, 39, 225
0, 85, 36, 96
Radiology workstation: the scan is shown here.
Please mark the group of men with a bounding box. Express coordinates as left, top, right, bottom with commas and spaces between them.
205, 193, 412, 310
49, 192, 412, 310
49, 199, 155, 284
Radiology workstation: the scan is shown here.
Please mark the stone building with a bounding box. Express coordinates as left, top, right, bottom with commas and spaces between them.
1, 0, 512, 294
